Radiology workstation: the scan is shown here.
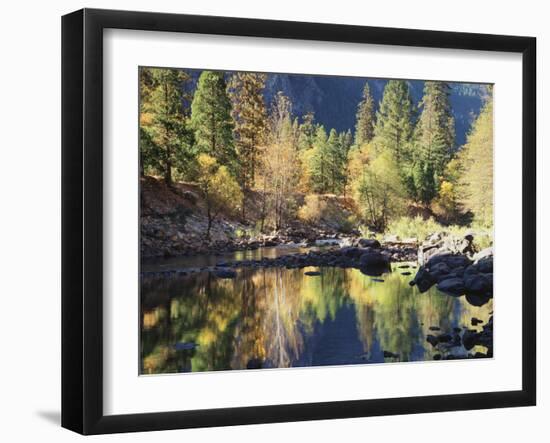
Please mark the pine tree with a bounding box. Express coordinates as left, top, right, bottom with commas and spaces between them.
326, 128, 346, 193
227, 72, 268, 218
139, 67, 194, 185
414, 81, 455, 184
373, 80, 415, 164
297, 112, 316, 151
354, 82, 376, 146
308, 126, 330, 193
190, 71, 236, 175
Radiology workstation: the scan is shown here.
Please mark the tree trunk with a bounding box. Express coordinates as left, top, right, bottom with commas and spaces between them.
206, 201, 213, 240
165, 157, 172, 186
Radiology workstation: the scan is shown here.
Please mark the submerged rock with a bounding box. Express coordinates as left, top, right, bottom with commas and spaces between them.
246, 358, 263, 369
383, 351, 399, 358
214, 269, 237, 279
173, 342, 199, 351
461, 329, 480, 351
426, 335, 439, 347
471, 317, 484, 326
304, 271, 321, 276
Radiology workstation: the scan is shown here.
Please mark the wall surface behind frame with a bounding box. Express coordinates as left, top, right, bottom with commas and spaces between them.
0, 0, 546, 441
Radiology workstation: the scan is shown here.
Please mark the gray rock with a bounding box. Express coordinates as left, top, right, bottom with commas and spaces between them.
411, 266, 435, 293
476, 257, 493, 273
427, 253, 472, 269
465, 293, 492, 306
359, 251, 389, 267
474, 247, 493, 263
383, 234, 400, 243
464, 273, 492, 295
430, 262, 451, 274
358, 238, 381, 249
340, 246, 362, 258
437, 277, 465, 296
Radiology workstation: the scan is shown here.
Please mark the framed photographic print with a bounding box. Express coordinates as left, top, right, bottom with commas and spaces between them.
62, 8, 536, 435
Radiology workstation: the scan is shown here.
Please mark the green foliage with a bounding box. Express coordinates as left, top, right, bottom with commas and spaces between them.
410, 81, 456, 204
458, 91, 493, 227
352, 150, 407, 231
386, 216, 443, 241
139, 67, 492, 240
431, 157, 466, 224
227, 72, 268, 198
139, 67, 194, 184
354, 82, 376, 146
307, 126, 329, 193
373, 80, 415, 163
386, 215, 493, 248
257, 92, 300, 230
297, 112, 316, 151
195, 154, 243, 239
411, 159, 437, 204
190, 71, 237, 175
305, 127, 352, 194
325, 129, 347, 194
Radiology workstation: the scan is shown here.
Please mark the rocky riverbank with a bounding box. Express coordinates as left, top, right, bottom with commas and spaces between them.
410, 232, 493, 306
140, 176, 366, 258
140, 239, 418, 280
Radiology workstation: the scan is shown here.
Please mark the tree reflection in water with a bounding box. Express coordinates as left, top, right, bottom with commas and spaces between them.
140, 264, 493, 374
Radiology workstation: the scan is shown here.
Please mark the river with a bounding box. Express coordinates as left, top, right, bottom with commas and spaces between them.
140, 247, 493, 374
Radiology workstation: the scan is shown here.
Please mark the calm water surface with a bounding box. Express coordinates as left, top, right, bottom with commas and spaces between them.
140, 248, 492, 374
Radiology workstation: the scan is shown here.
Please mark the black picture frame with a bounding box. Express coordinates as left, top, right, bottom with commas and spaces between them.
62, 8, 537, 435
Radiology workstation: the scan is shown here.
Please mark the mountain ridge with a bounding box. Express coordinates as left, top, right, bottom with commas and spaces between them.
181, 69, 488, 147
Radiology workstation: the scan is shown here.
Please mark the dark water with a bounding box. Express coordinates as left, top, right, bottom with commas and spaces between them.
140, 251, 492, 375
140, 245, 312, 271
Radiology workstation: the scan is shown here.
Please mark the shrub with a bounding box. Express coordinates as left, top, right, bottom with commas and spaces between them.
298, 194, 327, 224
386, 216, 493, 249
386, 216, 444, 242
